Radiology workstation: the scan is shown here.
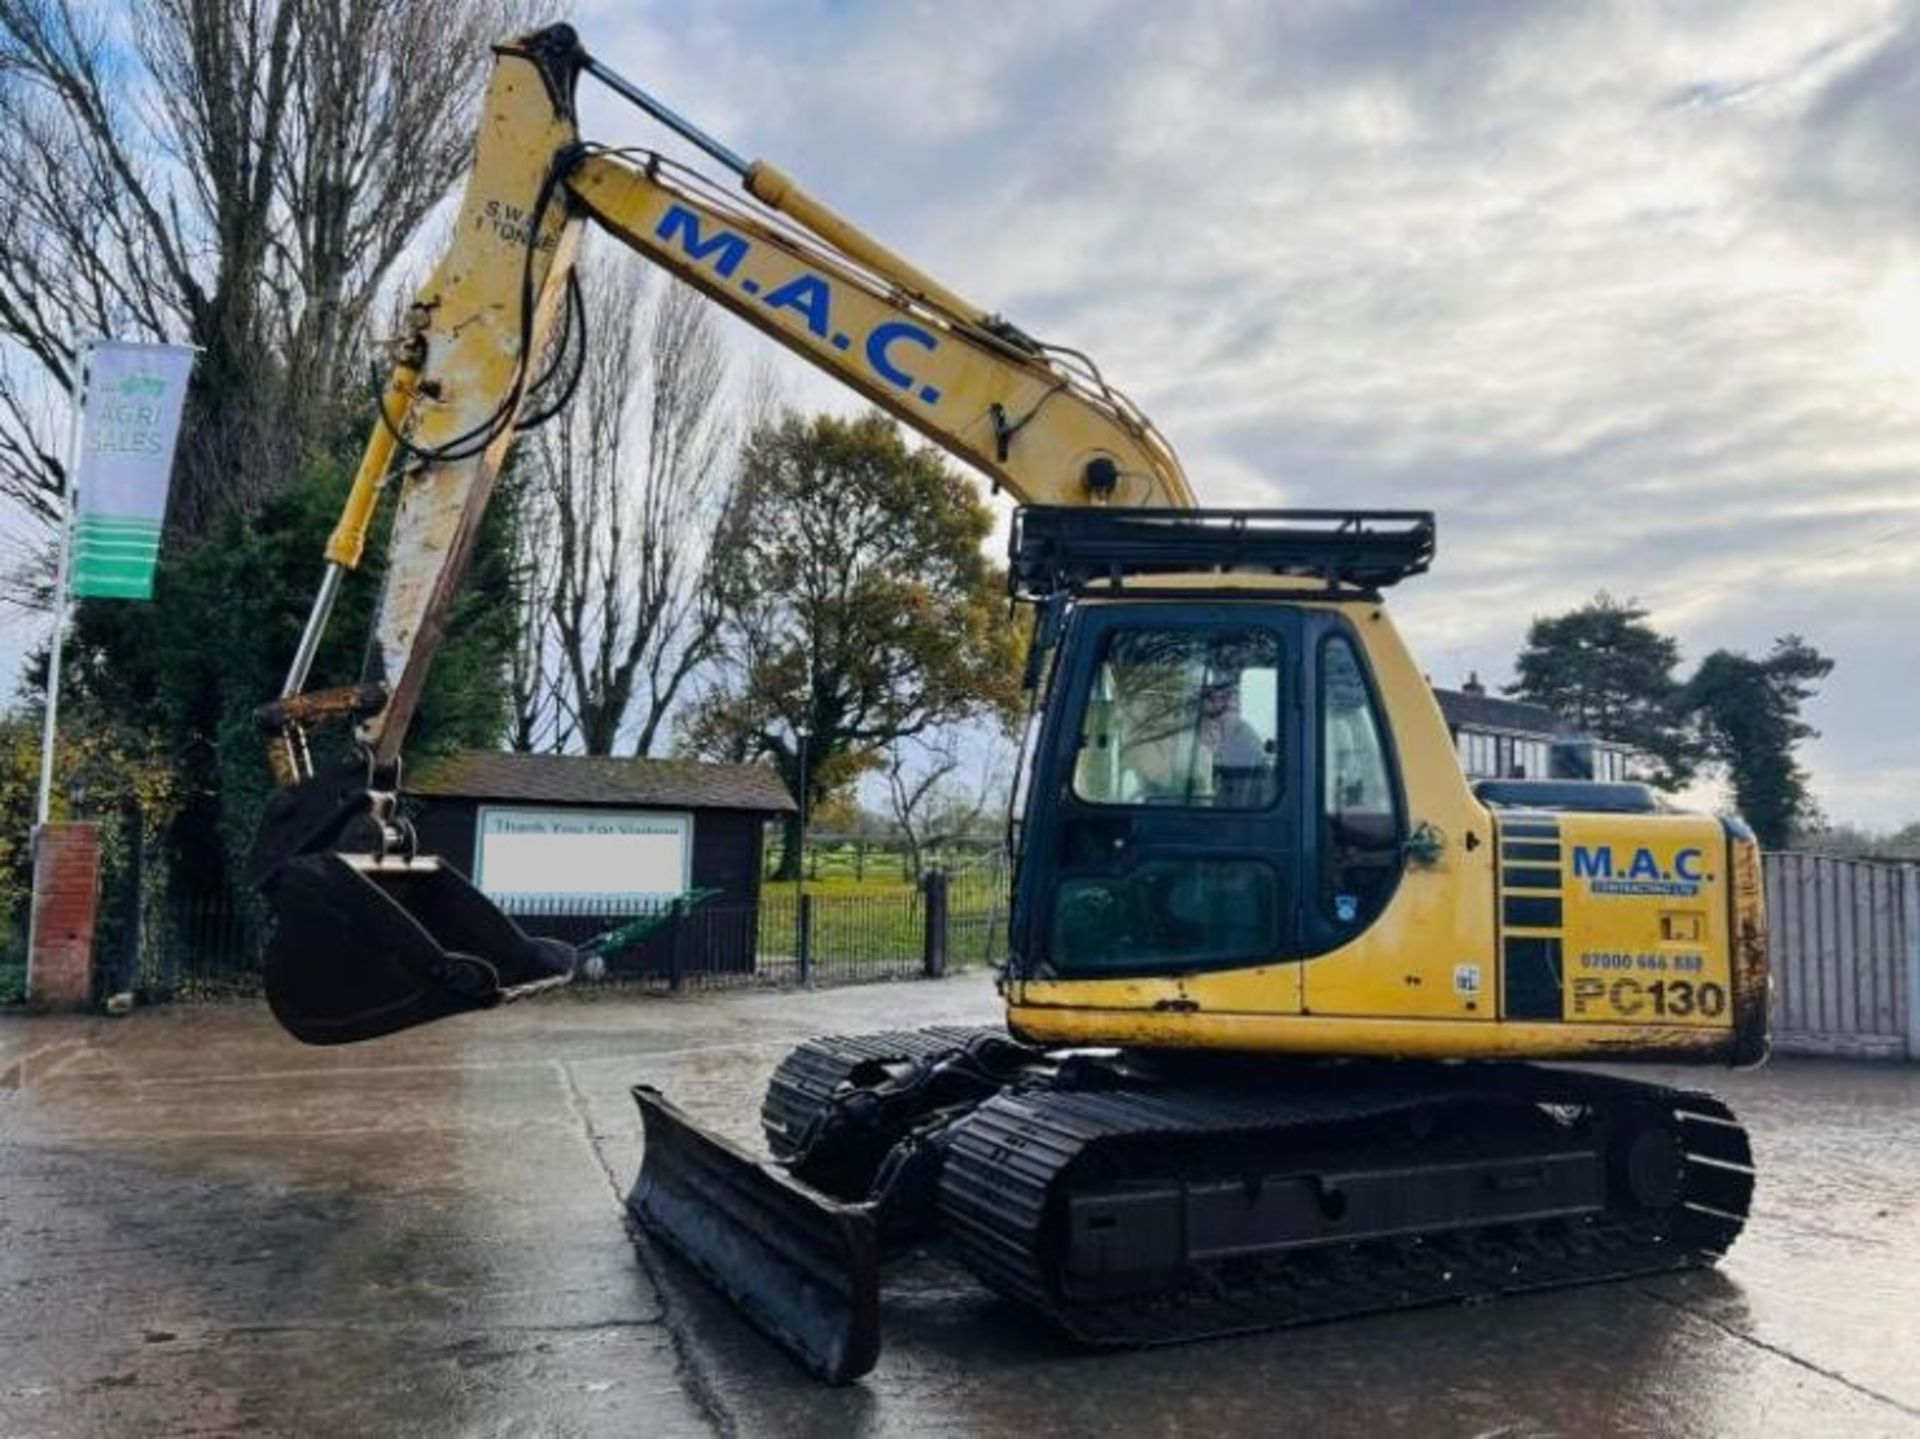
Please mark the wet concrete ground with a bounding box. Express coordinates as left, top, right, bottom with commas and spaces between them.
3, 976, 1918, 1438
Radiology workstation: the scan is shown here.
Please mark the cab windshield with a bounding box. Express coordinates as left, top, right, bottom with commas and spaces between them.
1071, 628, 1281, 809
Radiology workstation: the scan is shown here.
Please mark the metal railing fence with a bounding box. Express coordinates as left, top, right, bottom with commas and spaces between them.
91, 863, 1009, 1003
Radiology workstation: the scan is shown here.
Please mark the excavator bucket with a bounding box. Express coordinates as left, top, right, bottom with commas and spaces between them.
628, 1085, 882, 1384
249, 759, 574, 1045
260, 852, 574, 1045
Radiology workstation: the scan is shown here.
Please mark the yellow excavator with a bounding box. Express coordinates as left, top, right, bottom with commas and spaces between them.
251, 27, 1766, 1384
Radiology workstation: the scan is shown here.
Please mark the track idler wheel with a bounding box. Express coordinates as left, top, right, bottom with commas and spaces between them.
1610, 1115, 1687, 1211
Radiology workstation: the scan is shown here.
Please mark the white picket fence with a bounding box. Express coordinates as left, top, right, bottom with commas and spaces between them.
1763, 852, 1920, 1060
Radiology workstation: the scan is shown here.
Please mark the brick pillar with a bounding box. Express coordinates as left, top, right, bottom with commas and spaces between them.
28, 822, 103, 1010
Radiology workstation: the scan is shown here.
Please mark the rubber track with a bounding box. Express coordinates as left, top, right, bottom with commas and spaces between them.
760, 1026, 1009, 1159
938, 1064, 1753, 1346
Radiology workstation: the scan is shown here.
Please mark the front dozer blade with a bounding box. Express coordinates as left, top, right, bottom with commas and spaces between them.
261, 852, 574, 1045
629, 1085, 881, 1384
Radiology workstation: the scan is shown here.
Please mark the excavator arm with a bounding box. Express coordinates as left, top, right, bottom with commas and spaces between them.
252, 26, 1191, 1044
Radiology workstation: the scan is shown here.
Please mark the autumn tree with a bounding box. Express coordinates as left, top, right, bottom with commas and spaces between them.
1507, 593, 1695, 787
0, 706, 176, 956
681, 412, 1023, 878
515, 249, 737, 756
1680, 636, 1833, 848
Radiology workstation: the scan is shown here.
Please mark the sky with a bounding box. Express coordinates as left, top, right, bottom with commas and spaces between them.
562, 0, 1920, 829
6, 1, 1914, 827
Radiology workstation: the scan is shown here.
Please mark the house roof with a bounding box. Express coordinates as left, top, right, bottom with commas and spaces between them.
1431, 688, 1636, 752
405, 750, 797, 814
1433, 687, 1577, 739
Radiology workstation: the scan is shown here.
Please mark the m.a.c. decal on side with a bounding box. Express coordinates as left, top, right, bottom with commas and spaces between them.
654, 205, 944, 407
1570, 844, 1707, 899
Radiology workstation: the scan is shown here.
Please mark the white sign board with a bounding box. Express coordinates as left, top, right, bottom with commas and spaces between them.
473, 807, 691, 914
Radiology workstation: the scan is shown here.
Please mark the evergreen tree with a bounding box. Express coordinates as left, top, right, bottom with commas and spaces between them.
59, 442, 518, 903
1681, 636, 1834, 848
1506, 593, 1694, 787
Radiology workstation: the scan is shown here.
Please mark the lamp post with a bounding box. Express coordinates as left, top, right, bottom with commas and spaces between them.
793, 723, 810, 888
791, 722, 812, 984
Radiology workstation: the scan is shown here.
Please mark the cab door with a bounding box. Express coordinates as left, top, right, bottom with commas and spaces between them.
1012, 601, 1303, 1011
1299, 612, 1485, 1020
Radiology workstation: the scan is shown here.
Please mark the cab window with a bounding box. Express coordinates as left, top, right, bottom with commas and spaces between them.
1320, 634, 1402, 928
1071, 628, 1281, 809
1051, 860, 1280, 973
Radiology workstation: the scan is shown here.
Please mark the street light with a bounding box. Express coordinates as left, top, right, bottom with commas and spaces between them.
793, 723, 810, 890
791, 721, 813, 984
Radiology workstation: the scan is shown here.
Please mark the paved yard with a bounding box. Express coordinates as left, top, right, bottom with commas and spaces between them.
3, 977, 1919, 1437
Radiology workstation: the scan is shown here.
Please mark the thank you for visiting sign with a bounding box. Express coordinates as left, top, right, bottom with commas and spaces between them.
473, 807, 693, 914
70, 340, 196, 600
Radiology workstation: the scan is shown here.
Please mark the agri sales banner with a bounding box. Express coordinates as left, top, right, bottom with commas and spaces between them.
69, 341, 196, 600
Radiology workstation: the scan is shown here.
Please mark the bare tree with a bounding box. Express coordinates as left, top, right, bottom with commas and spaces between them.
502, 457, 569, 753
528, 244, 737, 757
0, 0, 523, 539
882, 730, 1006, 880
272, 0, 515, 438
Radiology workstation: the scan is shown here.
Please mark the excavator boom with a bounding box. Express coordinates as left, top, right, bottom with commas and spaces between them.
253, 26, 1192, 1044
567, 150, 1193, 512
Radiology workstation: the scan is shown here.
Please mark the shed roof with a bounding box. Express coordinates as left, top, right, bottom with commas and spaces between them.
406, 750, 796, 814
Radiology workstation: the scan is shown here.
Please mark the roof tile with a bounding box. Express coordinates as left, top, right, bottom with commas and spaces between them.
1432, 687, 1578, 738
405, 750, 797, 813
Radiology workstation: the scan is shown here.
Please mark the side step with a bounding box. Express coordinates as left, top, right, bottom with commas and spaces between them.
628, 1086, 882, 1384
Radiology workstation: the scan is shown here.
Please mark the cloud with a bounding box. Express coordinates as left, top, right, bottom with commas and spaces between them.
572, 1, 1920, 824
1789, 10, 1920, 229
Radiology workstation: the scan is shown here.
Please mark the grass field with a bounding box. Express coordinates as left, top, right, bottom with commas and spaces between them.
754, 857, 1009, 971
769, 838, 1004, 884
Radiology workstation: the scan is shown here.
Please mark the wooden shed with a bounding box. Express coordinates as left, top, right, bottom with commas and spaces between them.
402, 750, 795, 975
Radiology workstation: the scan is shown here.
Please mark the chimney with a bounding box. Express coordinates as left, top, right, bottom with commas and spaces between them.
1462, 671, 1486, 697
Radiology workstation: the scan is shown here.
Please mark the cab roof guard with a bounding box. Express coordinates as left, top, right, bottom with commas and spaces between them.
1009, 505, 1436, 601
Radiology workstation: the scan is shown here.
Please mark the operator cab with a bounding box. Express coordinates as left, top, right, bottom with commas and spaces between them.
1003, 506, 1434, 983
